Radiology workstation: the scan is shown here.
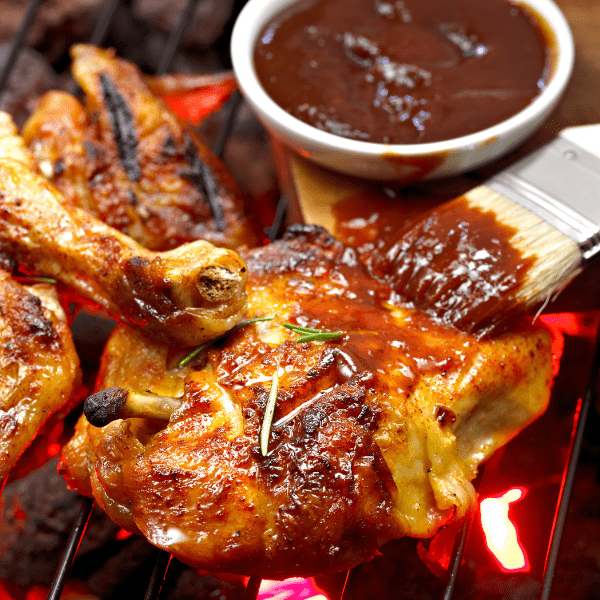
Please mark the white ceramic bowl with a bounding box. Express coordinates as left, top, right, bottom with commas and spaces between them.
231, 0, 574, 183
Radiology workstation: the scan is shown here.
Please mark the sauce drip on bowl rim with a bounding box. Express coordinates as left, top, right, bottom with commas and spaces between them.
254, 0, 550, 145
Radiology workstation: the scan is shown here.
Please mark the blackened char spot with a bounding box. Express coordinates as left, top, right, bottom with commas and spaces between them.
162, 135, 177, 157
100, 73, 142, 182
53, 160, 65, 176
302, 409, 326, 435
435, 404, 456, 426
179, 133, 225, 231
84, 141, 101, 160
15, 293, 57, 343
83, 386, 128, 427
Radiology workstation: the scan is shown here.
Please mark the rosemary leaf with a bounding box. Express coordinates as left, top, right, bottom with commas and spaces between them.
283, 322, 342, 343
295, 332, 341, 343
178, 317, 273, 367
260, 357, 280, 456
282, 323, 320, 334
16, 275, 58, 285
178, 341, 211, 368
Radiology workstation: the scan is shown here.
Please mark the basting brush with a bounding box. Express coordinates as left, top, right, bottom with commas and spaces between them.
291, 125, 600, 335
369, 124, 600, 335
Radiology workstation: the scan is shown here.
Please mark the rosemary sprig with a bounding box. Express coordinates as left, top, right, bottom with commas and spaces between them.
15, 275, 58, 285
260, 357, 280, 456
282, 323, 342, 343
178, 317, 273, 367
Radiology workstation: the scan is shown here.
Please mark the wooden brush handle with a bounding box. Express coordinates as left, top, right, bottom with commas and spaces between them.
288, 154, 375, 229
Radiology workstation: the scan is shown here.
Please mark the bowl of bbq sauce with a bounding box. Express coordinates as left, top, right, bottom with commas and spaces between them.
231, 0, 574, 183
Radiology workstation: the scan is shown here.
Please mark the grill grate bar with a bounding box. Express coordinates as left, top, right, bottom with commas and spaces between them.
213, 89, 243, 160
539, 330, 600, 600
155, 0, 201, 75
0, 0, 43, 96
47, 497, 95, 600
89, 0, 120, 47
144, 549, 173, 600
244, 576, 262, 600
440, 517, 472, 600
339, 564, 363, 600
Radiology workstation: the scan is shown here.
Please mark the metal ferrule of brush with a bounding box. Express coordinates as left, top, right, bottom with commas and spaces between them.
487, 134, 600, 263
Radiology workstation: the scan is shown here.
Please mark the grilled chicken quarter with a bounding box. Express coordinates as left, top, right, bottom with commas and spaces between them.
60, 226, 554, 579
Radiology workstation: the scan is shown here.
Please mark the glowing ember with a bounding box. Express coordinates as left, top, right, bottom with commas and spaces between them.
258, 578, 329, 600
480, 487, 529, 572
161, 80, 237, 125
115, 528, 133, 541
539, 312, 599, 339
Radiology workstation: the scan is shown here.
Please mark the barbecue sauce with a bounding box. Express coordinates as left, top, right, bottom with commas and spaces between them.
254, 0, 549, 144
244, 224, 473, 390
370, 197, 536, 334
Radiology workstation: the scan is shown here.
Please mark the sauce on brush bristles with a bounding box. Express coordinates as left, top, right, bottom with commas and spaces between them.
372, 189, 582, 336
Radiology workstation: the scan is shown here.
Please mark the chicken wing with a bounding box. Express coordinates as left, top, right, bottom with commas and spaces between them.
0, 158, 248, 347
22, 44, 258, 252
59, 225, 554, 579
0, 268, 81, 486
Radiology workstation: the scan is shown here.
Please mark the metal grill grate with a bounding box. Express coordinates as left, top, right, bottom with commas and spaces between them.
0, 1, 596, 599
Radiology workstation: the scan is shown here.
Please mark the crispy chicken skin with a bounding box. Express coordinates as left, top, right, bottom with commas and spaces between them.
22, 44, 258, 252
0, 157, 248, 347
0, 268, 81, 485
60, 226, 554, 578
0, 112, 39, 172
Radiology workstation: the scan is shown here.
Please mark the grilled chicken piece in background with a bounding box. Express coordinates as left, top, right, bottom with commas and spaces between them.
0, 113, 81, 486
60, 226, 555, 579
0, 268, 81, 487
0, 157, 248, 347
22, 44, 259, 252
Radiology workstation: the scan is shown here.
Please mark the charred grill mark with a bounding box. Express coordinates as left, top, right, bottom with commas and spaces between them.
283, 224, 337, 247
127, 190, 138, 206
161, 135, 177, 157
83, 140, 101, 161
53, 160, 65, 176
255, 380, 380, 501
100, 73, 142, 182
302, 409, 326, 435
179, 133, 225, 231
183, 133, 198, 166
0, 281, 58, 346
246, 249, 317, 277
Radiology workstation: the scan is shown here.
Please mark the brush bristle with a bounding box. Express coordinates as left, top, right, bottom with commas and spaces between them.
465, 186, 583, 315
